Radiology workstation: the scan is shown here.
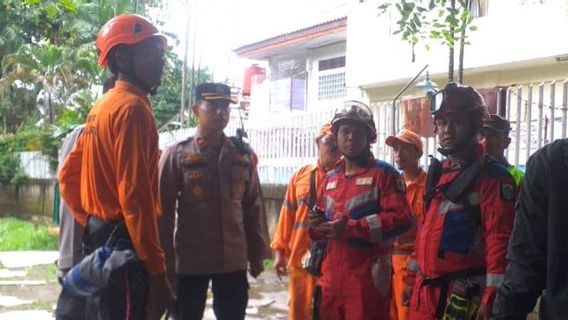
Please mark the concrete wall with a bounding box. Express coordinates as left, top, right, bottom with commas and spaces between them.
261, 183, 287, 237
0, 180, 55, 218
0, 180, 288, 239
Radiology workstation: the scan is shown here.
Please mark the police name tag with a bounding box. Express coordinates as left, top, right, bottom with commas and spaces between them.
355, 177, 373, 186
326, 181, 337, 190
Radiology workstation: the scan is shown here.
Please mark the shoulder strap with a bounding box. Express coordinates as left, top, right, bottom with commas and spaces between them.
424, 155, 443, 211
442, 156, 488, 204
309, 169, 317, 207
230, 136, 249, 155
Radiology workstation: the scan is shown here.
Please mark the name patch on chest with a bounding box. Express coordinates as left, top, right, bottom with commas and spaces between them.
355, 177, 373, 186
326, 181, 337, 190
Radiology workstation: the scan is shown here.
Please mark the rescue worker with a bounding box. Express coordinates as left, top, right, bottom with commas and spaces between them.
272, 123, 341, 320
479, 114, 524, 187
309, 100, 414, 320
54, 125, 85, 320
58, 14, 174, 319
405, 82, 516, 320
385, 129, 426, 320
158, 82, 271, 320
492, 139, 568, 320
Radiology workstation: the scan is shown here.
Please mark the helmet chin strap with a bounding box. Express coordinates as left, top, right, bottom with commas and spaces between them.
344, 148, 371, 166
437, 135, 477, 157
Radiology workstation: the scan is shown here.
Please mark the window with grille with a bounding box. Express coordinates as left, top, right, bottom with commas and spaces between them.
318, 72, 346, 101
317, 56, 346, 101
318, 56, 345, 71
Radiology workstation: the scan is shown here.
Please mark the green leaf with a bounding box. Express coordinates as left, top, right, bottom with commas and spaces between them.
469, 25, 478, 31
429, 0, 436, 10
413, 15, 422, 27
59, 0, 78, 12
44, 4, 59, 18
23, 0, 40, 5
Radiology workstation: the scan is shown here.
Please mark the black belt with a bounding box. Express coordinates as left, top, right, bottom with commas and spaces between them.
421, 267, 486, 318
83, 216, 127, 255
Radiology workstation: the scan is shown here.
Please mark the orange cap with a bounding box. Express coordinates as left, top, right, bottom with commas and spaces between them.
96, 14, 167, 68
319, 123, 332, 137
386, 129, 423, 152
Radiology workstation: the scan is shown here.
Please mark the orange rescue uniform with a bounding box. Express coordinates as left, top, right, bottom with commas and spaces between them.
390, 170, 426, 320
271, 163, 326, 320
59, 80, 166, 276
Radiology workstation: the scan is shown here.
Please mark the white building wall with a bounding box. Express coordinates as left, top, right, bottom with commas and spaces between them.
347, 0, 568, 91
306, 41, 348, 111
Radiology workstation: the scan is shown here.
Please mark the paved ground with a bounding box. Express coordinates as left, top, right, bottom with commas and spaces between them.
0, 251, 540, 320
0, 251, 289, 320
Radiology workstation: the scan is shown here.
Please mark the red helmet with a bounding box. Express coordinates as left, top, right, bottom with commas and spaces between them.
432, 82, 488, 118
96, 14, 167, 68
331, 100, 377, 143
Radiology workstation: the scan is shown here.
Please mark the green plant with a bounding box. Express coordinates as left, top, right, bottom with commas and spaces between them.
0, 217, 58, 250
379, 0, 478, 82
0, 152, 27, 186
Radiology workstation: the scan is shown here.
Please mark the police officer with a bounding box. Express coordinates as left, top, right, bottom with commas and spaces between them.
492, 139, 568, 319
158, 83, 271, 320
479, 114, 524, 187
406, 82, 516, 320
59, 14, 174, 319
309, 100, 414, 320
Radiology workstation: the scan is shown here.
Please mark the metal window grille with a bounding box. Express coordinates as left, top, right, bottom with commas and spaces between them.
318, 56, 346, 71
318, 72, 346, 101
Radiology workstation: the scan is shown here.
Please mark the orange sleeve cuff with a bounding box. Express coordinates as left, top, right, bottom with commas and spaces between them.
142, 254, 167, 276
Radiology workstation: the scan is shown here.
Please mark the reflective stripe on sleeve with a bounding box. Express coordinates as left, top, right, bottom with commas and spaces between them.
487, 273, 505, 287
365, 214, 382, 243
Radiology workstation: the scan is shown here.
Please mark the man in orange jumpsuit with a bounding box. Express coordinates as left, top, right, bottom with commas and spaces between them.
272, 123, 341, 320
406, 82, 516, 320
59, 14, 174, 320
310, 101, 414, 320
385, 129, 426, 320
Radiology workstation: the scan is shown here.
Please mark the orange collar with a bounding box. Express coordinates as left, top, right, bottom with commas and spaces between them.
113, 80, 149, 102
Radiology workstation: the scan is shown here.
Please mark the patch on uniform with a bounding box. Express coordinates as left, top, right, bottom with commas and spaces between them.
500, 182, 515, 201
396, 179, 407, 192
184, 155, 207, 166
355, 177, 373, 186
187, 171, 205, 180
326, 181, 337, 190
233, 154, 248, 163
192, 185, 204, 196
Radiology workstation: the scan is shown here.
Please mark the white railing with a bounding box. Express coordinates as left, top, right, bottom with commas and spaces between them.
159, 80, 568, 184
25, 80, 568, 184
19, 151, 55, 180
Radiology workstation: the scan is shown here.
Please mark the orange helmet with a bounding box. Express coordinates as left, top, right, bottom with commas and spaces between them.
96, 14, 167, 68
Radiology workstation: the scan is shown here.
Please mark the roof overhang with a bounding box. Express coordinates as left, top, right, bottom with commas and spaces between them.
234, 17, 347, 60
